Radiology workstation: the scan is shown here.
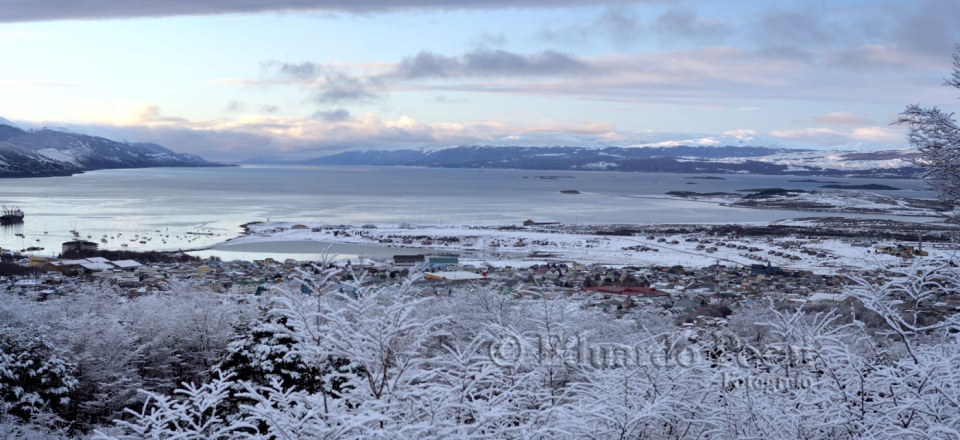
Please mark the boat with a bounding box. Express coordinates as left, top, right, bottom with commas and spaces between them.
1, 206, 24, 225
25, 246, 43, 252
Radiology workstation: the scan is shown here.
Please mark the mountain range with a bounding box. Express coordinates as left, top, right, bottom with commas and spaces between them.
0, 118, 218, 178
0, 115, 923, 178
298, 145, 924, 178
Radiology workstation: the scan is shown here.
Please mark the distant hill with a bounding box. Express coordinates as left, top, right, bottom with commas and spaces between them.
0, 119, 221, 178
306, 145, 787, 166
299, 145, 924, 178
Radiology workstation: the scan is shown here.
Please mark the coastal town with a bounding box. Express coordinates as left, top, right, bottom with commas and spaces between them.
5, 217, 959, 328
7, 1, 960, 436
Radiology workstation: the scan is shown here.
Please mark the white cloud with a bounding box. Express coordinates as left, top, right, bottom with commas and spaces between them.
36, 105, 626, 161
768, 126, 906, 146
811, 112, 872, 125
0, 0, 653, 23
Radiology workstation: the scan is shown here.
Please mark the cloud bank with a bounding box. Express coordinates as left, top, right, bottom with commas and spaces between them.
9, 104, 906, 164
0, 0, 652, 23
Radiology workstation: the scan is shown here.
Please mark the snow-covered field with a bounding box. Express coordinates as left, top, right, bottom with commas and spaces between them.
211, 220, 957, 274
663, 189, 956, 217
688, 148, 918, 171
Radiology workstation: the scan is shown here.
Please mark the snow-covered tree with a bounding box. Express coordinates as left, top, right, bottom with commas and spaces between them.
0, 280, 249, 434
845, 258, 960, 438
218, 309, 331, 397
897, 45, 960, 203
88, 256, 960, 440
0, 413, 71, 440
0, 326, 77, 423
106, 373, 255, 440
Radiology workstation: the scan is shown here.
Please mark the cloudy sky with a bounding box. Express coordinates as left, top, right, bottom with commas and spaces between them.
1, 0, 959, 161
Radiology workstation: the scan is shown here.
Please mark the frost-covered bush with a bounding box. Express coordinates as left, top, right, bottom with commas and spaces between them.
0, 280, 248, 434
95, 258, 960, 440
0, 256, 957, 439
0, 326, 77, 423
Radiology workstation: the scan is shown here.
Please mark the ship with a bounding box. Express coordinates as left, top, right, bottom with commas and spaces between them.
0, 206, 24, 225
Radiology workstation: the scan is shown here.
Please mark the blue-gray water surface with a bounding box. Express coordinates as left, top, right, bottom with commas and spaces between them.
0, 165, 938, 259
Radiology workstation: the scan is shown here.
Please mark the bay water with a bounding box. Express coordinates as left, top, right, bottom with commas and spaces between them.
0, 165, 936, 260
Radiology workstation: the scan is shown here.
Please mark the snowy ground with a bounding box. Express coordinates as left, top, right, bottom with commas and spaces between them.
662, 189, 956, 217
209, 220, 959, 274
695, 148, 918, 171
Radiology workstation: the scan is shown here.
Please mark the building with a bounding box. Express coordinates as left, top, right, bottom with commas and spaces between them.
230, 280, 265, 295
429, 257, 460, 267
393, 254, 425, 267
28, 256, 49, 267
750, 264, 782, 276
80, 262, 115, 272
48, 259, 90, 275
47, 257, 141, 275
112, 260, 143, 271
523, 219, 560, 226
62, 240, 98, 254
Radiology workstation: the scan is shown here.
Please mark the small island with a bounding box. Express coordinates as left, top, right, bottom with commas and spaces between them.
737, 187, 806, 193
820, 184, 900, 190
559, 190, 581, 194
743, 188, 806, 199
665, 191, 739, 197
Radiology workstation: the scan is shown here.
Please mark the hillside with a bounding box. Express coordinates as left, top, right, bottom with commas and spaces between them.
0, 119, 219, 177
302, 145, 924, 178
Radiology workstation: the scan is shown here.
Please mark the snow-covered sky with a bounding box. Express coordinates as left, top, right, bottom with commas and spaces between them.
1, 0, 959, 161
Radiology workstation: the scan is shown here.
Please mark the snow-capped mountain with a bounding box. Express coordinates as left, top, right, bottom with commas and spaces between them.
301, 145, 923, 177
0, 116, 20, 130
0, 117, 218, 177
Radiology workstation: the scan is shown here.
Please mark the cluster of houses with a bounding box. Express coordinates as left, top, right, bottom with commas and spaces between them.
5, 246, 958, 328
874, 243, 929, 258
31, 256, 142, 276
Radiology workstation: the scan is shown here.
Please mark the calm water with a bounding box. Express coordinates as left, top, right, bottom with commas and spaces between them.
0, 165, 938, 259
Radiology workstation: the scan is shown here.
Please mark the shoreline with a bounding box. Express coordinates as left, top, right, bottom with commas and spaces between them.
649, 190, 956, 219
187, 217, 960, 273
181, 188, 957, 269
